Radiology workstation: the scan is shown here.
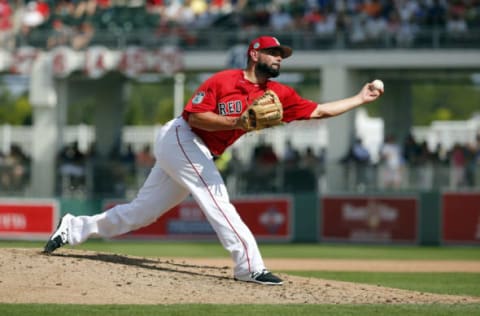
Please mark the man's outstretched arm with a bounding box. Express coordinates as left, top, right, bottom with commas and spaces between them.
310, 81, 383, 119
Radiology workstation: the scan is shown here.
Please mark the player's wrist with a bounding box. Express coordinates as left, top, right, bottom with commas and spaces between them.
225, 116, 242, 130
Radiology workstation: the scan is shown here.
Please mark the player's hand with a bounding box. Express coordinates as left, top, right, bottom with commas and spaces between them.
359, 81, 384, 104
233, 117, 247, 131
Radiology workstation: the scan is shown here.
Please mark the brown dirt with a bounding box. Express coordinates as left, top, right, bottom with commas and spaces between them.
0, 248, 479, 305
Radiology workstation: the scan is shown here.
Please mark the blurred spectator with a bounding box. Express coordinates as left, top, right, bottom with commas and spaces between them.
136, 143, 155, 167
283, 139, 300, 169
135, 143, 155, 182
317, 146, 326, 168
446, 11, 468, 37
269, 5, 294, 31
58, 141, 86, 191
96, 0, 111, 11
342, 137, 371, 190
351, 137, 371, 164
222, 147, 244, 192
415, 140, 434, 190
396, 17, 418, 47
255, 143, 278, 169
432, 142, 448, 165
283, 144, 317, 193
476, 133, 480, 161
425, 0, 446, 27
349, 14, 367, 44
74, 0, 97, 19
361, 0, 383, 18
342, 137, 370, 163
247, 140, 279, 192
0, 144, 30, 192
315, 5, 337, 36
396, 0, 419, 23
47, 18, 73, 49
402, 132, 420, 165
449, 142, 466, 189
464, 142, 477, 187
226, 40, 248, 68
301, 146, 320, 170
379, 134, 404, 189
394, 0, 421, 46
302, 5, 323, 31
165, 0, 196, 26
70, 20, 94, 50
364, 13, 387, 42
52, 0, 75, 21
146, 0, 165, 15
121, 143, 136, 178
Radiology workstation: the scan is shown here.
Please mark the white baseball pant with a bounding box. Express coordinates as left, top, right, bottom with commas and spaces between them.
64, 116, 265, 277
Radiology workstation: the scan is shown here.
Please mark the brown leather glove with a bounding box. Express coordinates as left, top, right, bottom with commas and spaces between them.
240, 90, 283, 131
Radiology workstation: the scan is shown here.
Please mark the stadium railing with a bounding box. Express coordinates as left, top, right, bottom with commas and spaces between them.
1, 161, 478, 199
14, 28, 480, 51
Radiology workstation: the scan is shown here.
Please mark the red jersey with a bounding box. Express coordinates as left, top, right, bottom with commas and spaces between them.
182, 69, 318, 155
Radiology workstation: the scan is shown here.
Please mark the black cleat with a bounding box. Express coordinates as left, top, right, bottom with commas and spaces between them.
43, 213, 72, 254
234, 269, 283, 285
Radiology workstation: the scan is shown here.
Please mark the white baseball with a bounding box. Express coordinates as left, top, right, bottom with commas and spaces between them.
372, 79, 384, 91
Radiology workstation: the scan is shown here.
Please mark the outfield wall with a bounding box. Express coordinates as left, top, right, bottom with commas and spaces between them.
1, 191, 479, 246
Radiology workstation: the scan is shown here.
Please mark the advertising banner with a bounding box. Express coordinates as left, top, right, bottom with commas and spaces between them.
442, 192, 480, 245
0, 199, 59, 240
321, 195, 418, 244
104, 197, 292, 241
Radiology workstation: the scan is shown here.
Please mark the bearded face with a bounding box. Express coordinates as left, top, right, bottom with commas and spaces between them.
254, 48, 282, 78
256, 61, 280, 78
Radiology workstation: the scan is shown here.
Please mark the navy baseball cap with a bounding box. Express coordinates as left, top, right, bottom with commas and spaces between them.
247, 36, 293, 59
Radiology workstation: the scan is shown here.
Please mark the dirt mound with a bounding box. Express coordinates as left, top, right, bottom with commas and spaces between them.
0, 248, 479, 305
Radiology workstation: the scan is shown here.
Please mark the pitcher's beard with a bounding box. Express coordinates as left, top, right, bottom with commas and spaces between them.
256, 62, 280, 78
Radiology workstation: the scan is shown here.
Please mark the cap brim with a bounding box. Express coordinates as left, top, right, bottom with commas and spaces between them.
278, 45, 293, 58
261, 45, 293, 59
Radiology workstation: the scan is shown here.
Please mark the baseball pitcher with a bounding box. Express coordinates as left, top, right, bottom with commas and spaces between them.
44, 36, 384, 285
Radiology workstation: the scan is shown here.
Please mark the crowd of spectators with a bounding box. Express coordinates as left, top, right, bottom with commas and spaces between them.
220, 130, 479, 194
342, 131, 480, 191
56, 140, 155, 197
1, 131, 480, 197
217, 138, 326, 194
1, 0, 480, 51
49, 130, 480, 196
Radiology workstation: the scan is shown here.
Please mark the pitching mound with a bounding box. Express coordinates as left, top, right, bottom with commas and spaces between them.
0, 248, 479, 305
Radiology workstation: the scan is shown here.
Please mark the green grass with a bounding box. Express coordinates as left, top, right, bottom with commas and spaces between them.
286, 271, 480, 297
1, 304, 480, 316
259, 244, 480, 260
2, 240, 479, 260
